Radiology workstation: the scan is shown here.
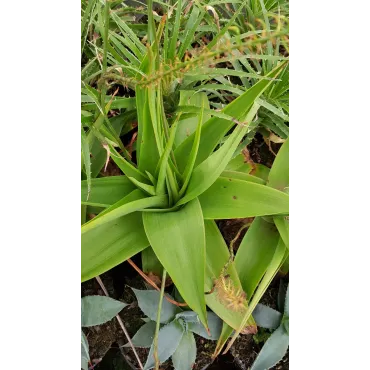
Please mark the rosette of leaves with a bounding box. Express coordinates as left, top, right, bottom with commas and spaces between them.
126, 288, 222, 370
251, 283, 289, 370
81, 295, 128, 370
81, 6, 289, 335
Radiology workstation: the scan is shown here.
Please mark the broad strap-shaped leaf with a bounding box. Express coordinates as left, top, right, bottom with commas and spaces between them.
234, 217, 280, 298
199, 177, 289, 219
253, 304, 282, 330
174, 63, 287, 172
81, 190, 168, 234
144, 320, 184, 370
81, 295, 127, 327
250, 325, 289, 370
81, 211, 149, 282
142, 198, 208, 328
81, 176, 136, 207
131, 288, 177, 324
213, 217, 279, 357
176, 104, 260, 206
204, 221, 256, 332
224, 239, 287, 353
268, 137, 289, 191
125, 320, 157, 348
172, 330, 197, 370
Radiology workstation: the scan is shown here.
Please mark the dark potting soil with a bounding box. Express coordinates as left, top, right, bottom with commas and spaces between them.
82, 262, 289, 370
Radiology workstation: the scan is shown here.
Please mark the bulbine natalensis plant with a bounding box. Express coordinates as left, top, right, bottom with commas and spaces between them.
81, 6, 289, 352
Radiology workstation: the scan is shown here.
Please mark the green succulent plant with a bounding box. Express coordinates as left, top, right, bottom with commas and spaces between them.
81, 0, 289, 357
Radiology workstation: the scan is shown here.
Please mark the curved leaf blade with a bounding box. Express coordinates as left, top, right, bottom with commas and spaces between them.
142, 198, 207, 328
81, 212, 149, 282
176, 104, 260, 206
204, 221, 256, 332
235, 217, 280, 298
200, 178, 289, 219
251, 325, 289, 370
81, 176, 136, 207
82, 193, 168, 234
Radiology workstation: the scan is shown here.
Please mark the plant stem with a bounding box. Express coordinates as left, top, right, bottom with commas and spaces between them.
95, 276, 144, 370
221, 221, 252, 276
153, 269, 167, 370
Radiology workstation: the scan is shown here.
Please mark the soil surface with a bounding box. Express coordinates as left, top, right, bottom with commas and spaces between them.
82, 256, 289, 370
